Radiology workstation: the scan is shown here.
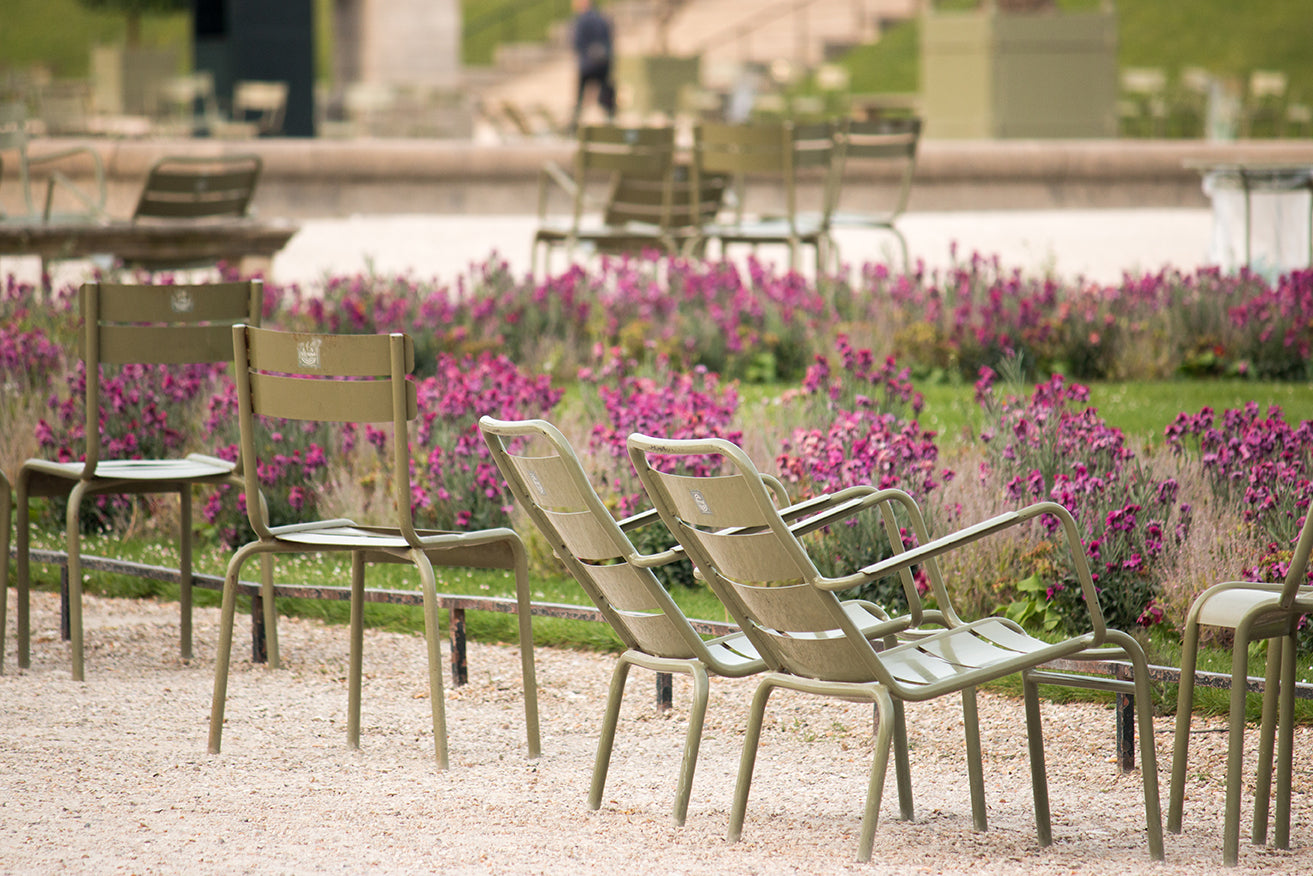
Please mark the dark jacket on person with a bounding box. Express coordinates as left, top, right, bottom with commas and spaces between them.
573, 8, 613, 74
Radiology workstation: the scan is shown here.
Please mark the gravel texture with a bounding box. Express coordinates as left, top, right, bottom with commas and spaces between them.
1, 588, 1309, 875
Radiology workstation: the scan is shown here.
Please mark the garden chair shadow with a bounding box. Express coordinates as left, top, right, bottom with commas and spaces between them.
478, 416, 915, 824
13, 280, 263, 681
209, 327, 540, 770
628, 433, 1164, 863
532, 124, 681, 276
1168, 508, 1313, 865
690, 120, 839, 275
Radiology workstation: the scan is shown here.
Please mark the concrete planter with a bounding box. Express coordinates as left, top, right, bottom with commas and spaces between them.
920, 6, 1117, 138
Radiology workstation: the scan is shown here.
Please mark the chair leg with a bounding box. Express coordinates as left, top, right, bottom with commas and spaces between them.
259, 554, 278, 668
414, 551, 448, 769
892, 227, 910, 274
1252, 637, 1282, 846
0, 486, 10, 676
509, 537, 540, 759
963, 686, 988, 831
65, 481, 89, 681
858, 687, 896, 863
589, 655, 633, 811
673, 666, 710, 826
347, 551, 365, 750
729, 677, 776, 843
208, 542, 263, 754
179, 486, 193, 661
1108, 627, 1165, 860
1169, 618, 1203, 833
1274, 631, 1297, 850
1223, 623, 1256, 866
15, 472, 31, 670
891, 698, 914, 821
1023, 672, 1052, 847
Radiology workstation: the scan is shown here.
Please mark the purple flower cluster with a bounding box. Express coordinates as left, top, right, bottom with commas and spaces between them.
976, 369, 1188, 631
1165, 402, 1313, 583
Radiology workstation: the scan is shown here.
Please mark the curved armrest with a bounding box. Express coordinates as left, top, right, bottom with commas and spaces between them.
29, 144, 107, 220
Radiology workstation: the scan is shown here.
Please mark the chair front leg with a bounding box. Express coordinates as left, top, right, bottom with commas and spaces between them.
673, 665, 710, 826
347, 550, 366, 750
1274, 630, 1297, 850
963, 686, 988, 832
209, 540, 266, 753
179, 485, 193, 660
1252, 636, 1283, 846
1168, 618, 1204, 833
1223, 620, 1257, 866
1023, 672, 1052, 847
589, 654, 634, 811
413, 550, 448, 769
509, 536, 540, 758
1107, 627, 1165, 860
729, 677, 776, 843
858, 687, 896, 863
65, 481, 90, 681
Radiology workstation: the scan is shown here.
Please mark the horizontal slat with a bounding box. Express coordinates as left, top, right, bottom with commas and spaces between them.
654, 470, 771, 529
544, 506, 625, 561
506, 452, 590, 511
248, 371, 405, 422
135, 196, 251, 220
244, 327, 413, 377
729, 577, 839, 632
142, 167, 259, 194
94, 282, 256, 323
700, 527, 808, 584
99, 323, 235, 365
586, 560, 667, 613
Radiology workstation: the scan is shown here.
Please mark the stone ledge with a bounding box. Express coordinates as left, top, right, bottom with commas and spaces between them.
7, 137, 1313, 219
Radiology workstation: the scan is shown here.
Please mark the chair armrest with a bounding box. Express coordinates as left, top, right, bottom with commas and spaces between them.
28, 144, 107, 220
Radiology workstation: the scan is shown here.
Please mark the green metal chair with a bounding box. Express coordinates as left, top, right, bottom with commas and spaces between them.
478, 416, 914, 824
690, 120, 840, 274
209, 328, 540, 770
826, 116, 921, 272
628, 433, 1164, 863
1168, 510, 1313, 865
13, 280, 262, 680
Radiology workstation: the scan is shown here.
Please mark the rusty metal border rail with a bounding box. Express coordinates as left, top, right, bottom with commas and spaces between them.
14, 549, 1312, 771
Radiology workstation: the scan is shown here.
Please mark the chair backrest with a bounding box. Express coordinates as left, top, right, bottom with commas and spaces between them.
572, 125, 677, 228
132, 154, 262, 222
232, 326, 417, 542
232, 80, 288, 136
78, 280, 263, 476
627, 432, 888, 683
601, 165, 729, 236
692, 121, 835, 228
1281, 506, 1313, 606
480, 416, 757, 672
835, 116, 921, 219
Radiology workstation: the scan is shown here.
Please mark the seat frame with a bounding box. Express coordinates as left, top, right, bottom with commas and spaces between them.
208, 328, 540, 769
1168, 509, 1313, 865
12, 280, 263, 680
628, 433, 1164, 863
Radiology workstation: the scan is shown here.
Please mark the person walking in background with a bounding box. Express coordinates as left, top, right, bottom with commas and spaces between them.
570, 0, 616, 132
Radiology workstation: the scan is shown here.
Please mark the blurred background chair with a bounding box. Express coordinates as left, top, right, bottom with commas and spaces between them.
224, 80, 288, 138
0, 99, 106, 224
14, 280, 263, 681
209, 327, 540, 770
691, 120, 837, 274
825, 116, 922, 272
1168, 509, 1313, 866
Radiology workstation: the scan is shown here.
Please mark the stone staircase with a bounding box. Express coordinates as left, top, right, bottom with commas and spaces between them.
471, 0, 916, 135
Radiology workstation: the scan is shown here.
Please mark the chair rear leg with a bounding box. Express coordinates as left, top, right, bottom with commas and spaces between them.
260, 554, 278, 668
1023, 672, 1052, 847
1169, 619, 1203, 832
414, 551, 448, 769
65, 482, 89, 681
1274, 631, 1297, 850
0, 486, 10, 675
589, 655, 634, 810
963, 686, 988, 831
729, 677, 776, 843
15, 473, 32, 669
347, 551, 366, 750
673, 666, 710, 826
1252, 637, 1282, 846
509, 539, 540, 758
1223, 624, 1256, 866
1110, 627, 1165, 861
891, 698, 914, 821
179, 486, 193, 660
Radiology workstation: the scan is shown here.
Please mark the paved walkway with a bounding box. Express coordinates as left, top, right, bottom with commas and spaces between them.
1, 207, 1217, 290
267, 207, 1215, 286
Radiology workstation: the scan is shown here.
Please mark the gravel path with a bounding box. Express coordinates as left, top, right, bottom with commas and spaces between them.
1, 588, 1309, 874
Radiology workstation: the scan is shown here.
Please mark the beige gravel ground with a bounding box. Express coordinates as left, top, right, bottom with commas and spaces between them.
1, 588, 1309, 875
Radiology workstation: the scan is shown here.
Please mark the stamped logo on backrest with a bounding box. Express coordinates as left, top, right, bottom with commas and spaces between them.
170, 288, 194, 313
690, 488, 710, 515
297, 337, 322, 369
528, 471, 545, 495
